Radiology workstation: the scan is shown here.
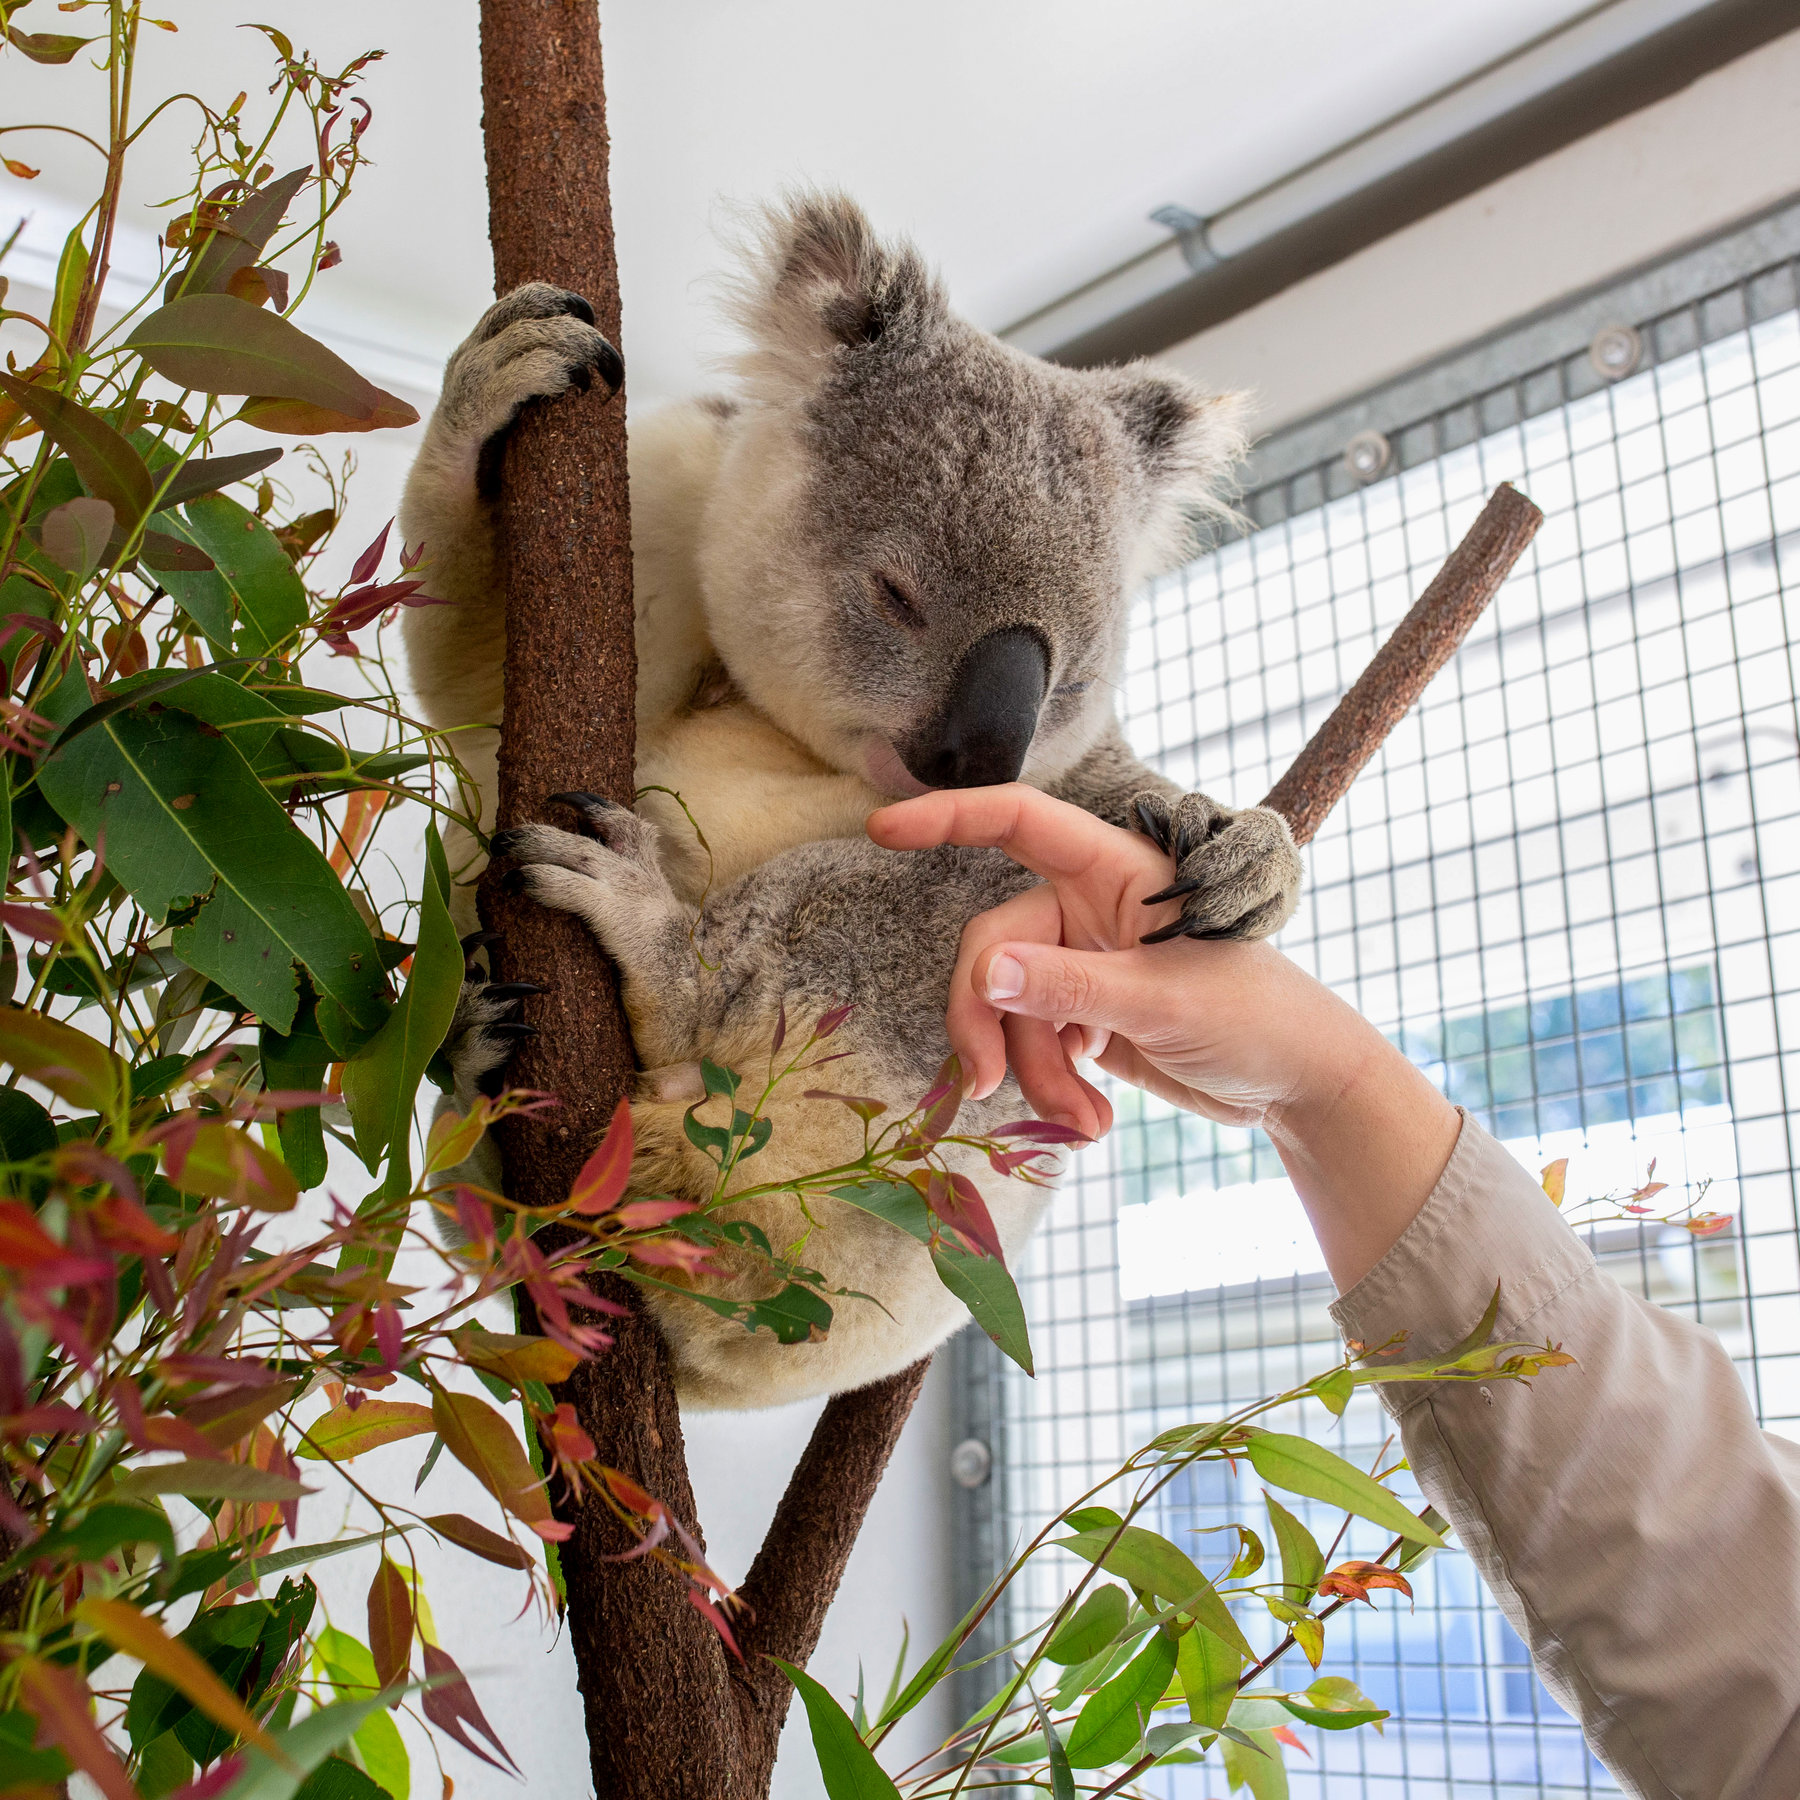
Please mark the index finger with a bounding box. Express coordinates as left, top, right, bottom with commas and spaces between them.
867, 783, 1148, 883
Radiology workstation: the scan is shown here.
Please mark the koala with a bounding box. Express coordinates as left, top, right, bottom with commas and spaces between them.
397, 194, 1301, 1410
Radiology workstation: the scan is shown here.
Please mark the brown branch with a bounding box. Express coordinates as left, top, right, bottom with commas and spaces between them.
730, 1358, 934, 1790
1260, 482, 1543, 845
476, 5, 739, 1796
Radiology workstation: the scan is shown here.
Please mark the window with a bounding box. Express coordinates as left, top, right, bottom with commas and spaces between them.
953, 202, 1800, 1798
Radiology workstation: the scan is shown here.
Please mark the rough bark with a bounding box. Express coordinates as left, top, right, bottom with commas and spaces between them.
1260, 482, 1543, 843
731, 1358, 934, 1789
477, 4, 740, 1794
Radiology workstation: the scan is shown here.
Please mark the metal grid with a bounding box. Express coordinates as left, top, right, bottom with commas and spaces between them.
954, 211, 1800, 1799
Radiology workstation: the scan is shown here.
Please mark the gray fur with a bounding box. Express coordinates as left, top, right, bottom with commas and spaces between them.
399, 193, 1302, 1407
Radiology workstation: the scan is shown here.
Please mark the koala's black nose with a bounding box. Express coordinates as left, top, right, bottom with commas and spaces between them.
900, 626, 1049, 789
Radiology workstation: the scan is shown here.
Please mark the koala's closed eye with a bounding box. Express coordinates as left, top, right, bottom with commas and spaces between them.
872, 574, 926, 632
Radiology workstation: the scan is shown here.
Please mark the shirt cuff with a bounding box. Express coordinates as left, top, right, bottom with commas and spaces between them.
1328, 1111, 1596, 1410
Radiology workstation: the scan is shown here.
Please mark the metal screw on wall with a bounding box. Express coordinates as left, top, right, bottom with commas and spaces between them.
949, 1437, 992, 1489
1344, 429, 1392, 484
1590, 324, 1643, 381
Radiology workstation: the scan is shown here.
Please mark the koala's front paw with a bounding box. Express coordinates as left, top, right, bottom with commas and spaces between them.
440, 284, 623, 457
1130, 791, 1301, 943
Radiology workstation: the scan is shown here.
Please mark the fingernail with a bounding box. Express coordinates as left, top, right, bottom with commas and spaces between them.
986, 954, 1024, 1002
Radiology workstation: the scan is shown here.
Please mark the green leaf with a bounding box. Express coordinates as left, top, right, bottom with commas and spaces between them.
17, 1503, 173, 1574
1052, 1528, 1253, 1662
215, 1690, 400, 1800
1241, 1431, 1445, 1548
154, 494, 310, 655
1277, 1695, 1386, 1731
294, 1756, 390, 1800
113, 1461, 313, 1504
126, 296, 408, 421
1306, 1368, 1355, 1417
745, 1282, 834, 1344
261, 1009, 331, 1189
6, 26, 93, 64
1064, 1506, 1122, 1533
48, 219, 89, 343
0, 374, 152, 525
154, 448, 285, 513
1223, 1727, 1289, 1800
0, 1088, 56, 1165
136, 1730, 193, 1800
828, 1180, 1034, 1372
932, 1242, 1032, 1374
0, 1707, 72, 1786
164, 169, 310, 305
1064, 1630, 1175, 1768
1299, 1675, 1386, 1734
1044, 1583, 1128, 1665
341, 823, 461, 1202
1028, 1682, 1076, 1800
771, 1659, 903, 1800
1264, 1492, 1325, 1610
1176, 1621, 1241, 1734
36, 700, 388, 1036
180, 1530, 404, 1605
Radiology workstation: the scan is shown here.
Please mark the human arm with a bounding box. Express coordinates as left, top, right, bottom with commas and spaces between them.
868, 783, 1800, 1798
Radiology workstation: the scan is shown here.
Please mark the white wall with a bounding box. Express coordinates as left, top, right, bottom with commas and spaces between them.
1160, 28, 1800, 437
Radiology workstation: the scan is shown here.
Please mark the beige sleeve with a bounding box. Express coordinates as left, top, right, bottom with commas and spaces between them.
1330, 1113, 1800, 1800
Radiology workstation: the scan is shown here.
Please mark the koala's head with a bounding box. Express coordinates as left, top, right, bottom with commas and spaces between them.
697, 193, 1245, 795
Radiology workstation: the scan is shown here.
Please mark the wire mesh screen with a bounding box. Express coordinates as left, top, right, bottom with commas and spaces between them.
954, 238, 1800, 1798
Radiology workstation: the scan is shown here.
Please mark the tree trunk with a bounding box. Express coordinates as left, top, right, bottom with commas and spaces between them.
476, 4, 740, 1793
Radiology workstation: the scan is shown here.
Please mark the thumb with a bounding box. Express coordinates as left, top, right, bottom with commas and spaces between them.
974, 940, 1163, 1038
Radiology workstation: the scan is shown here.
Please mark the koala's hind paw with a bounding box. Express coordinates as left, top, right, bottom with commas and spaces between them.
489, 801, 704, 1066
1131, 790, 1302, 943
445, 961, 542, 1103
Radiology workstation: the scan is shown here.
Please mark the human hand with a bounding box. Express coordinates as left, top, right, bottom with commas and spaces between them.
866, 784, 1351, 1139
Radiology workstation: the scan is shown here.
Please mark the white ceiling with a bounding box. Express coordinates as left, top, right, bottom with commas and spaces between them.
6, 0, 1645, 405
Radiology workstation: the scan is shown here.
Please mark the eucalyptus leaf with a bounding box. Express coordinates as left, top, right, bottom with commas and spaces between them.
36, 700, 388, 1035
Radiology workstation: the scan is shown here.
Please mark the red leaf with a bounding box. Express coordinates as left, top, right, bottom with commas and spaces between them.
611, 1198, 696, 1229
91, 1193, 179, 1255
424, 1512, 533, 1571
367, 1555, 412, 1689
627, 1237, 720, 1275
688, 1589, 744, 1661
991, 1119, 1093, 1145
1270, 1723, 1312, 1756
0, 901, 64, 941
813, 1001, 853, 1039
420, 1642, 520, 1775
0, 1202, 113, 1286
801, 1089, 887, 1123
541, 1401, 595, 1468
350, 518, 392, 584
14, 1656, 136, 1800
1685, 1211, 1734, 1237
915, 1053, 964, 1146
569, 1098, 633, 1215
920, 1170, 1005, 1263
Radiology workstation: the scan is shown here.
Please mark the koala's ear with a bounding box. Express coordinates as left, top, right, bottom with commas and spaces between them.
728, 191, 948, 399
1095, 365, 1249, 564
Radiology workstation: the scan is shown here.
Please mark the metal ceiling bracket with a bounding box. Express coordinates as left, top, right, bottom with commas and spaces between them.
1150, 204, 1224, 275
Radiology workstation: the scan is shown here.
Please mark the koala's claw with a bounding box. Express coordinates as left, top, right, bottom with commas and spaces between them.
1131, 789, 1302, 944
443, 975, 540, 1101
